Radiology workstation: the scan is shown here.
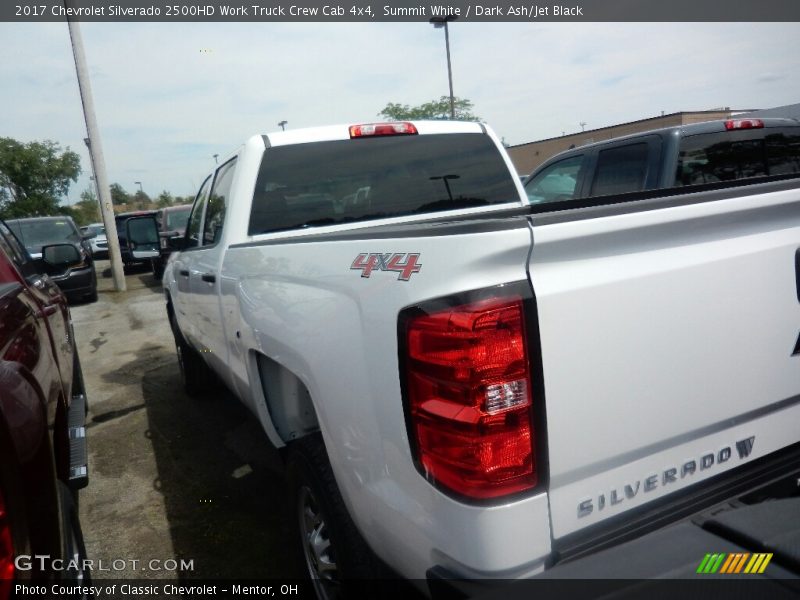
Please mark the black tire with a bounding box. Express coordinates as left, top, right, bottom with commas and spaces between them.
169, 311, 213, 398
152, 260, 164, 281
287, 435, 380, 600
57, 482, 91, 595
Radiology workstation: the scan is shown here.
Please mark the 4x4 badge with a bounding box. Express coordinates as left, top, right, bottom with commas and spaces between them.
351, 253, 422, 281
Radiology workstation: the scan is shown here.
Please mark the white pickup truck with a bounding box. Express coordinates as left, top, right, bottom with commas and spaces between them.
164, 120, 800, 596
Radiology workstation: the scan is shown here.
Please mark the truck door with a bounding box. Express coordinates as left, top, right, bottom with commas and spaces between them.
172, 176, 211, 347
187, 157, 237, 383
124, 216, 160, 264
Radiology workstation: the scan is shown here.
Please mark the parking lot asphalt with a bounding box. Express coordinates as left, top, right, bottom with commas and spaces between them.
70, 261, 300, 581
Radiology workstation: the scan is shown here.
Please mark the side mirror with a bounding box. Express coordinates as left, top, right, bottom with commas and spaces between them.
41, 244, 83, 273
167, 235, 187, 251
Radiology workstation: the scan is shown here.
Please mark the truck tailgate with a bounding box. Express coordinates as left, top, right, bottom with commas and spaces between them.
527, 182, 800, 539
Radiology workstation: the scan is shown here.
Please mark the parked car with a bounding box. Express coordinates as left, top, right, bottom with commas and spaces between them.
153, 204, 192, 279
5, 216, 97, 303
0, 219, 91, 593
113, 211, 160, 273
523, 117, 800, 204
80, 222, 108, 259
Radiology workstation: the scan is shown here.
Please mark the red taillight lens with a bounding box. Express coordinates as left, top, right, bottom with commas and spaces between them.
724, 119, 764, 130
403, 294, 536, 499
349, 122, 418, 138
0, 489, 14, 598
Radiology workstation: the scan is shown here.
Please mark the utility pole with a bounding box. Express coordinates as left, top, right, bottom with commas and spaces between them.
65, 3, 126, 291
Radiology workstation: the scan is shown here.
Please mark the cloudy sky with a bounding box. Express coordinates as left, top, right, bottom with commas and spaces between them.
1, 21, 798, 203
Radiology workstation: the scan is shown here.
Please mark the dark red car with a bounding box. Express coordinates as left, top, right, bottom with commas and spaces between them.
0, 219, 90, 596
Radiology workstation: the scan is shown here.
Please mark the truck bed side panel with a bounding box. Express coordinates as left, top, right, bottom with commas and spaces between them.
528, 184, 800, 539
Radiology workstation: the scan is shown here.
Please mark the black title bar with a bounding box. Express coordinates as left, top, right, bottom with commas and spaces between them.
4, 0, 800, 22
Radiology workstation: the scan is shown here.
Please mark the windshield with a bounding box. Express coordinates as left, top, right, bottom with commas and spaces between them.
166, 206, 191, 230
8, 219, 80, 252
248, 133, 519, 235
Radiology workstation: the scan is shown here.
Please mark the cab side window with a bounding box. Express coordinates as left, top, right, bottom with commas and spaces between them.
186, 176, 212, 248
590, 143, 649, 196
203, 158, 237, 247
525, 155, 584, 204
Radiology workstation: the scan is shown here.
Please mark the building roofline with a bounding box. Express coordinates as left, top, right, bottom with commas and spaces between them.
508, 109, 757, 149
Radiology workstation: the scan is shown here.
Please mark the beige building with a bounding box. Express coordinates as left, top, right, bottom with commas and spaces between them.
508, 109, 742, 176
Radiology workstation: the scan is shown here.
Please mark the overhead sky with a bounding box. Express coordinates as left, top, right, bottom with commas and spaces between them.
1, 21, 798, 203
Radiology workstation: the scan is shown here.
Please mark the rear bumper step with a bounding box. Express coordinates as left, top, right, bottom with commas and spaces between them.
67, 393, 89, 489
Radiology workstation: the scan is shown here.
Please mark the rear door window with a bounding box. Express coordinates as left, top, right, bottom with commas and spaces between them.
248, 133, 518, 236
186, 176, 212, 248
590, 143, 650, 196
203, 158, 236, 246
675, 127, 800, 185
524, 155, 584, 204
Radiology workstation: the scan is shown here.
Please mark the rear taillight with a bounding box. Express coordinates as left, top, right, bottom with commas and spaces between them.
724, 118, 764, 130
402, 293, 536, 500
0, 488, 14, 598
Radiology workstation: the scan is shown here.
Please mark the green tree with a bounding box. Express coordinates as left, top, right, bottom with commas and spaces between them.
156, 191, 174, 208
378, 96, 480, 121
109, 183, 131, 207
66, 188, 101, 226
0, 137, 81, 218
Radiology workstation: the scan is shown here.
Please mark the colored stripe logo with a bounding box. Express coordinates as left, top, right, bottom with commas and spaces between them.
696, 552, 773, 574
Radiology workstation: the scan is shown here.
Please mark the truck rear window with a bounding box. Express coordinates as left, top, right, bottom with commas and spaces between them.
248, 133, 519, 235
676, 127, 800, 186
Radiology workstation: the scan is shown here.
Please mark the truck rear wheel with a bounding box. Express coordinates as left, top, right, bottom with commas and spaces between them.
169, 313, 212, 398
287, 435, 378, 600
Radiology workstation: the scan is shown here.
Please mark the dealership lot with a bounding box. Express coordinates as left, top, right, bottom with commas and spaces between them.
71, 262, 301, 580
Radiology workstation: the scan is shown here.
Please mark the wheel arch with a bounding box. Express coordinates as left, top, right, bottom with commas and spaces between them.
252, 352, 320, 448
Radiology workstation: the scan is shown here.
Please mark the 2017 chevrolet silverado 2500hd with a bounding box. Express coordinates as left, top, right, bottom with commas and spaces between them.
0, 219, 91, 596
163, 120, 800, 597
524, 117, 800, 204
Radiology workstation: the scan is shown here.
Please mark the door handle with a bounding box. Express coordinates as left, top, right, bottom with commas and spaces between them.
179, 269, 190, 277
201, 273, 216, 284
36, 304, 58, 318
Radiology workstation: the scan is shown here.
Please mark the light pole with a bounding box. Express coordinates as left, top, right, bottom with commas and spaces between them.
278, 120, 287, 131
213, 154, 218, 164
135, 181, 143, 194
429, 14, 457, 120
